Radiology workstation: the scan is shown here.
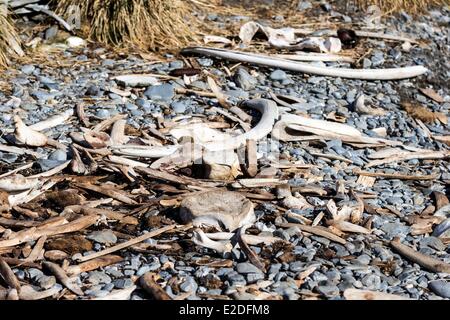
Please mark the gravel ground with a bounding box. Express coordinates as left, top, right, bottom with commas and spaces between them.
0, 2, 449, 300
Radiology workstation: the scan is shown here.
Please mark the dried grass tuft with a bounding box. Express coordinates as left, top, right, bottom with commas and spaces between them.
0, 8, 23, 68
55, 0, 200, 51
402, 102, 447, 124
353, 0, 449, 14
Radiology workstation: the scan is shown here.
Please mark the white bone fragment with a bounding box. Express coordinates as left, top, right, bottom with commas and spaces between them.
192, 229, 233, 254
0, 174, 40, 192
28, 110, 73, 132
110, 119, 129, 145
14, 116, 48, 147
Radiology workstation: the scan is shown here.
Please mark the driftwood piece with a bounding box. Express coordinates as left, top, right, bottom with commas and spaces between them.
76, 183, 137, 205
277, 222, 346, 244
0, 145, 42, 158
76, 225, 176, 263
19, 285, 61, 300
42, 261, 84, 296
390, 238, 450, 273
205, 232, 281, 245
136, 166, 221, 188
344, 288, 411, 300
354, 169, 438, 181
0, 163, 34, 179
433, 192, 449, 211
0, 257, 40, 268
66, 255, 124, 276
0, 258, 21, 292
92, 114, 127, 133
76, 104, 90, 127
94, 285, 136, 300
366, 151, 449, 168
236, 226, 266, 272
25, 235, 47, 262
207, 76, 231, 109
0, 215, 99, 249
13, 206, 40, 219
139, 273, 172, 300
29, 160, 71, 179
244, 139, 258, 177
329, 220, 371, 234
25, 4, 73, 32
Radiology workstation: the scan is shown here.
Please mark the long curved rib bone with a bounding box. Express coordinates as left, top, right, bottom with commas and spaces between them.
182, 47, 428, 80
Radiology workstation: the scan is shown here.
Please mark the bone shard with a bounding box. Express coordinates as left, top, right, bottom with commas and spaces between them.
192, 229, 233, 254
0, 174, 40, 193
277, 184, 312, 210
14, 116, 48, 147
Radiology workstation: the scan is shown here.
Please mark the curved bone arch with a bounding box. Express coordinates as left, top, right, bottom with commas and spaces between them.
112, 98, 278, 161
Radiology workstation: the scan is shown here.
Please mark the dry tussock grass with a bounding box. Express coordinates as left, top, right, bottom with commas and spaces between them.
56, 0, 201, 51
354, 0, 449, 14
0, 9, 22, 68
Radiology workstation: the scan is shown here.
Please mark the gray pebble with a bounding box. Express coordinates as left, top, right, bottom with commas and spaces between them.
87, 271, 112, 285
180, 276, 198, 293
45, 26, 59, 40
234, 67, 257, 90
270, 69, 287, 81
171, 101, 187, 113
316, 284, 340, 297
28, 268, 44, 280
144, 84, 174, 102
21, 65, 35, 75
429, 280, 450, 298
96, 109, 110, 119
236, 262, 263, 275
37, 275, 56, 290
49, 149, 67, 161
361, 274, 381, 291
86, 230, 117, 245
114, 278, 134, 289
37, 159, 63, 171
